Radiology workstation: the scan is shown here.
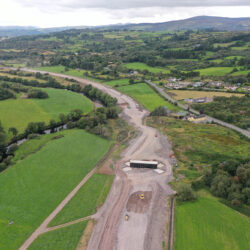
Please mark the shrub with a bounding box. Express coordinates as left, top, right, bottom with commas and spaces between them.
27, 89, 49, 99
176, 183, 197, 202
7, 144, 18, 155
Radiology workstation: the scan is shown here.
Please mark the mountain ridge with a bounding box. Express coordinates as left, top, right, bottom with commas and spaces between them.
0, 16, 249, 37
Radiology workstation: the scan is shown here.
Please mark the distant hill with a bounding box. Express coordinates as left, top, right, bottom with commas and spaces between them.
0, 26, 88, 37
0, 16, 249, 37
105, 16, 250, 32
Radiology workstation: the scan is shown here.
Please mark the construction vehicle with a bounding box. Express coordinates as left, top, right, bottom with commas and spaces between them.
125, 214, 129, 221
139, 194, 144, 200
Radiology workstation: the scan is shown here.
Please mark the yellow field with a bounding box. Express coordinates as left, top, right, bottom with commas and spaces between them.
167, 90, 243, 100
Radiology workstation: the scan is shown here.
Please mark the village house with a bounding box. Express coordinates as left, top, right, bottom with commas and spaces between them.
187, 114, 208, 124
242, 86, 250, 92
224, 85, 238, 91
208, 81, 224, 87
165, 81, 190, 89
192, 82, 204, 87
185, 97, 213, 104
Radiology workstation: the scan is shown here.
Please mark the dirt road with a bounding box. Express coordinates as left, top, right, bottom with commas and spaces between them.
19, 68, 175, 250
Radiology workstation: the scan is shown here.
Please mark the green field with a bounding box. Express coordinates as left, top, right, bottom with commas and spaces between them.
49, 173, 113, 226
104, 78, 130, 87
0, 129, 111, 249
34, 65, 86, 77
231, 70, 250, 76
0, 88, 93, 134
117, 83, 179, 111
196, 67, 233, 76
124, 62, 170, 74
29, 221, 88, 250
175, 191, 250, 250
34, 66, 102, 82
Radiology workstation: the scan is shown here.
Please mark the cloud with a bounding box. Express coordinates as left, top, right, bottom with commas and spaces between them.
15, 0, 250, 11
1, 1, 249, 27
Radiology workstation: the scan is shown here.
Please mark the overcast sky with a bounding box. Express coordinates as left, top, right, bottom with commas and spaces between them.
0, 0, 250, 27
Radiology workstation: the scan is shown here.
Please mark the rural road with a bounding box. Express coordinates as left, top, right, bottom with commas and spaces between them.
146, 80, 250, 138
18, 68, 175, 250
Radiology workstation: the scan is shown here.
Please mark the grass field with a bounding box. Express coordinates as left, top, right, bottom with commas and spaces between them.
231, 70, 250, 76
104, 78, 130, 87
34, 65, 86, 77
175, 191, 250, 250
196, 67, 233, 76
0, 129, 111, 249
29, 221, 88, 250
167, 90, 243, 100
0, 88, 93, 134
49, 173, 113, 226
124, 62, 170, 74
117, 83, 179, 111
34, 66, 102, 82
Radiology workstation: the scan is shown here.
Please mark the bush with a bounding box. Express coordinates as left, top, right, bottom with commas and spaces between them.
150, 106, 170, 116
7, 144, 18, 155
27, 133, 40, 140
176, 183, 197, 202
27, 89, 48, 99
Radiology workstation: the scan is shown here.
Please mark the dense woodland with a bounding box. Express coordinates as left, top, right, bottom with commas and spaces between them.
201, 159, 250, 207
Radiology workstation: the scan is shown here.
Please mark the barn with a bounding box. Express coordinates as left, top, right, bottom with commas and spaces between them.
129, 160, 158, 169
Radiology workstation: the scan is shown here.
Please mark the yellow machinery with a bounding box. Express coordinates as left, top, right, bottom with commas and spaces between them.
139, 194, 144, 200
125, 214, 129, 221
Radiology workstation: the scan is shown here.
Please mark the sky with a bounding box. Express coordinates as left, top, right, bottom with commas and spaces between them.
0, 0, 249, 28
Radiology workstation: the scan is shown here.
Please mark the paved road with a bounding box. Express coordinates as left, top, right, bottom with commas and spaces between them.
18, 68, 175, 250
146, 80, 250, 138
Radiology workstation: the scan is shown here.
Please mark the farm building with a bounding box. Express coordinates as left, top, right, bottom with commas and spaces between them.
130, 160, 158, 169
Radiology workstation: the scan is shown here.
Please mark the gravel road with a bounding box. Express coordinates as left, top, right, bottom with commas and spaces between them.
18, 68, 175, 250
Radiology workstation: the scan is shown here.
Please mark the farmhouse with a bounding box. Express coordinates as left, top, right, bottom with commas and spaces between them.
192, 82, 204, 87
242, 86, 250, 92
224, 85, 238, 91
187, 115, 208, 124
185, 97, 213, 103
130, 160, 158, 169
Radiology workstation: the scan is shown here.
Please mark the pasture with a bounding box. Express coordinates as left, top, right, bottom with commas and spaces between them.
49, 173, 114, 226
166, 90, 243, 100
35, 65, 86, 77
175, 191, 250, 250
34, 66, 102, 82
0, 129, 111, 249
29, 220, 88, 250
196, 67, 234, 76
117, 83, 179, 111
104, 78, 130, 87
0, 88, 93, 134
124, 62, 170, 74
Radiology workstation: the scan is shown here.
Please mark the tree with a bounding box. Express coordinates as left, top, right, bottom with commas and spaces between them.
8, 127, 18, 137
210, 172, 232, 198
106, 107, 119, 119
67, 109, 83, 121
27, 89, 48, 99
176, 183, 196, 202
129, 79, 135, 85
59, 113, 66, 123
7, 143, 18, 155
